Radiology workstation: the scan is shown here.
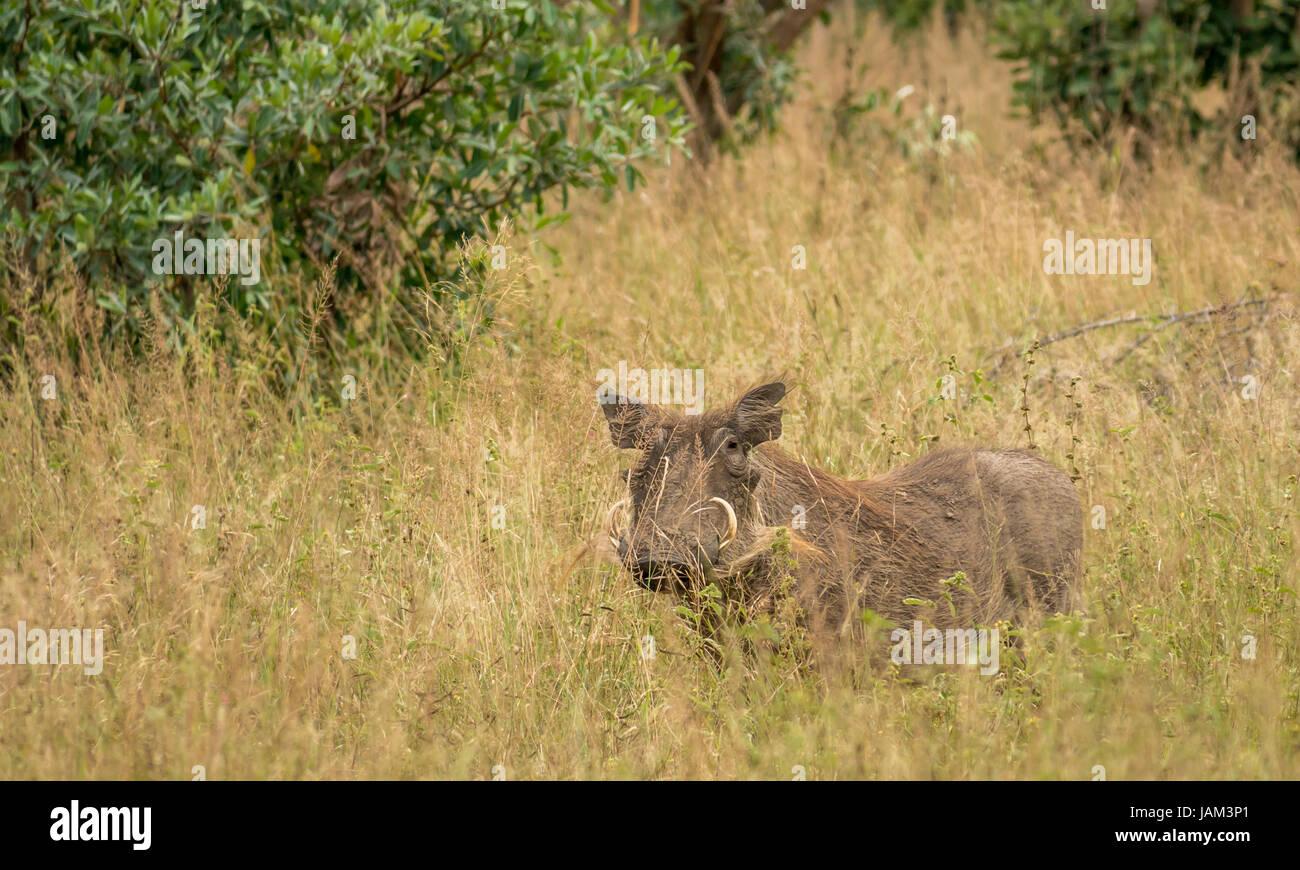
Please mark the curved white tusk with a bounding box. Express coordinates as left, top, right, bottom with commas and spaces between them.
709, 497, 737, 552
605, 498, 630, 549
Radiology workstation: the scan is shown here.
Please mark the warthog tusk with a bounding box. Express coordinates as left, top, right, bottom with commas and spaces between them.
606, 499, 630, 549
710, 497, 737, 552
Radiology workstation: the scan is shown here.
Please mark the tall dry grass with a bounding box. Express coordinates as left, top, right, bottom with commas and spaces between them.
1, 15, 1297, 779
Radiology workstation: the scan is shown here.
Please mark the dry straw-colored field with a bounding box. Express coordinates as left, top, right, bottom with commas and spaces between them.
2, 16, 1297, 779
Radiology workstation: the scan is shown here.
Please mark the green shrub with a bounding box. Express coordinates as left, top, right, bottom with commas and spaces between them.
0, 0, 687, 363
993, 1, 1300, 155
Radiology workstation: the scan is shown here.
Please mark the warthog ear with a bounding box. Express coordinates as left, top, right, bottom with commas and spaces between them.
733, 381, 786, 445
600, 396, 651, 448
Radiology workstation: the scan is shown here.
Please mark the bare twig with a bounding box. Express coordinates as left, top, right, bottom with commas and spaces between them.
986, 293, 1290, 375
1110, 296, 1275, 363
673, 73, 707, 137
704, 71, 733, 139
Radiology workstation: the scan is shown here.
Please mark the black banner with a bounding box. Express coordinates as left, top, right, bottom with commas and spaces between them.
2, 780, 1287, 857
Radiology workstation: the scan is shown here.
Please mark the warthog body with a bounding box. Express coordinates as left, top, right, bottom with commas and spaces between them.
601, 381, 1082, 636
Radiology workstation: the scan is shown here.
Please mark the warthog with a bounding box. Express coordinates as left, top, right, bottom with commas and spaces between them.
600, 381, 1082, 636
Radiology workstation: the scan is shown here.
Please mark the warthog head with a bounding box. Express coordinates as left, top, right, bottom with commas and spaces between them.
601, 381, 787, 590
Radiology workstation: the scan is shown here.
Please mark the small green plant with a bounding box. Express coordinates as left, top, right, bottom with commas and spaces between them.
938, 570, 972, 619
1018, 339, 1040, 450
1064, 374, 1084, 483
766, 527, 812, 666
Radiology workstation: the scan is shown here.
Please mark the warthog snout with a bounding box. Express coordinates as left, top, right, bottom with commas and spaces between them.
630, 554, 702, 591
608, 497, 737, 589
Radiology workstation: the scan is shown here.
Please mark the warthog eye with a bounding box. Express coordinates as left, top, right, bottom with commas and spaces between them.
719, 432, 750, 477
